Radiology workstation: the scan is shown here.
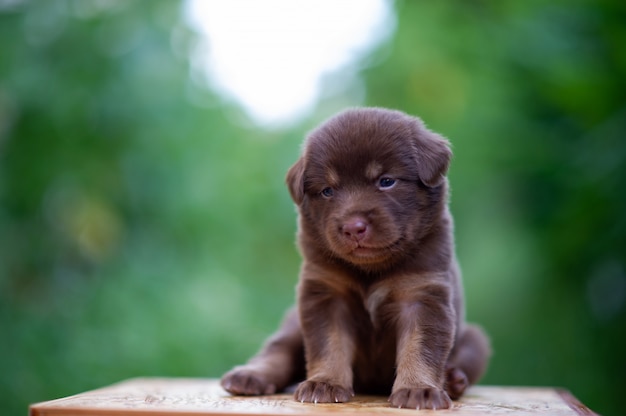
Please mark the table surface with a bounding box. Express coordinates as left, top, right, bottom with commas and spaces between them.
29, 377, 596, 416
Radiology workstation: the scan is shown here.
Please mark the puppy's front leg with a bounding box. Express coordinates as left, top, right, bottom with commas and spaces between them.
294, 278, 355, 404
389, 280, 455, 410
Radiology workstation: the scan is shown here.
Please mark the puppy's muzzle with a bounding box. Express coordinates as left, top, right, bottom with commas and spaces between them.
342, 217, 369, 242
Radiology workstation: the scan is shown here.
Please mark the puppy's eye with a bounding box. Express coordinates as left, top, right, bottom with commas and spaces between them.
378, 177, 396, 189
321, 187, 334, 198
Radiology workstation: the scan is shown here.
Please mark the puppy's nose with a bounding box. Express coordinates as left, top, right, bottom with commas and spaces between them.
342, 218, 368, 241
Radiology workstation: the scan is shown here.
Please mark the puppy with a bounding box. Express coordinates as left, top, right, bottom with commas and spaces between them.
221, 108, 490, 410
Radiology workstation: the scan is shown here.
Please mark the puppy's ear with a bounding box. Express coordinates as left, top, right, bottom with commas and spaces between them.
413, 128, 452, 187
286, 157, 305, 204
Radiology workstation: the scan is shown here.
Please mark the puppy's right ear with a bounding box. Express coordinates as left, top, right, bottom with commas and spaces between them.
413, 129, 452, 188
286, 157, 305, 205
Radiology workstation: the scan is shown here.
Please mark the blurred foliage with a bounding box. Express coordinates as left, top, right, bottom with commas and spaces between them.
0, 0, 624, 415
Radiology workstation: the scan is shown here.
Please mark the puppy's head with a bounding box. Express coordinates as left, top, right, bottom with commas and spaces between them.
286, 108, 451, 269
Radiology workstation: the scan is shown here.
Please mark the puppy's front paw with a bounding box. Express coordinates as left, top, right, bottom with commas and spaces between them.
221, 368, 276, 396
294, 380, 354, 403
389, 387, 452, 410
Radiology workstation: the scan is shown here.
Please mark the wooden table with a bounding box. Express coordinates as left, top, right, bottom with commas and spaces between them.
29, 377, 596, 416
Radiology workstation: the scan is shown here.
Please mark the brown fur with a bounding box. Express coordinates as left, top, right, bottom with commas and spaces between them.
221, 108, 491, 410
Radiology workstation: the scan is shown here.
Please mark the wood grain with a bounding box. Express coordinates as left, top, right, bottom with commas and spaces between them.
29, 378, 596, 416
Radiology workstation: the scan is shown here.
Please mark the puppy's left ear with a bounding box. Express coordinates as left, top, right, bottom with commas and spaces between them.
286, 157, 305, 205
413, 127, 452, 187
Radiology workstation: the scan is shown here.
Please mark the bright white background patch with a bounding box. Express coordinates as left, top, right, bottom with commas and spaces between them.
184, 0, 395, 127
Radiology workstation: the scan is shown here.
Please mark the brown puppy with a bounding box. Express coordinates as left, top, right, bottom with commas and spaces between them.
221, 108, 490, 410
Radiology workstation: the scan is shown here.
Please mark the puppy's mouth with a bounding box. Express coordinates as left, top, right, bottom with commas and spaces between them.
344, 239, 402, 263
328, 215, 405, 265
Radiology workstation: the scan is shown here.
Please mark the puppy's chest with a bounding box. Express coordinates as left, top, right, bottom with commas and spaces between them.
352, 285, 398, 376
349, 284, 394, 329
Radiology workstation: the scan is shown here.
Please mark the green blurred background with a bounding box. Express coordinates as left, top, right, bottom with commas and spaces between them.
1, 0, 624, 415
